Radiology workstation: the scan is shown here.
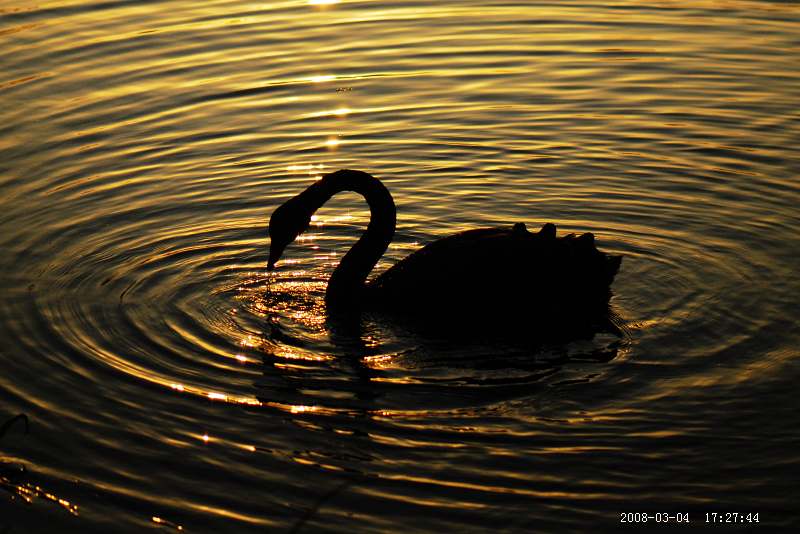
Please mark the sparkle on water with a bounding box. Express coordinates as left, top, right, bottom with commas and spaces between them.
1, 0, 799, 532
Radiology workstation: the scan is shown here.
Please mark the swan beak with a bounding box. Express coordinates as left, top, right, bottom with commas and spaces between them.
267, 242, 285, 271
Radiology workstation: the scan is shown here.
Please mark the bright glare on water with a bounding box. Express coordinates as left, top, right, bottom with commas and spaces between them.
1, 0, 799, 531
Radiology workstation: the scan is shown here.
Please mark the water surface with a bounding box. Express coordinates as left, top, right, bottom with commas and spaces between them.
1, 0, 799, 531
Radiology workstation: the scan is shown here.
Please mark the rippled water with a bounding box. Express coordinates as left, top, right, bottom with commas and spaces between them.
2, 0, 799, 531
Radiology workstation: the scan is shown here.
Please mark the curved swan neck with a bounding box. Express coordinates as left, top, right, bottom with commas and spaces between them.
306, 170, 396, 305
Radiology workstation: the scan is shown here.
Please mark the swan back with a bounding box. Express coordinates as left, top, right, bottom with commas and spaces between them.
366, 222, 621, 335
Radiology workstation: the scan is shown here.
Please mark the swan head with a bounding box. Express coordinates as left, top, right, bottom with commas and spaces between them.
268, 196, 313, 270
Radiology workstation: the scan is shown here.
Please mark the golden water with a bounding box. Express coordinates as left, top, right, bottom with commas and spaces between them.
1, 0, 799, 531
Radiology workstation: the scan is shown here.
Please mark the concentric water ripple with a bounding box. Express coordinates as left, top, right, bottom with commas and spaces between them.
2, 0, 799, 531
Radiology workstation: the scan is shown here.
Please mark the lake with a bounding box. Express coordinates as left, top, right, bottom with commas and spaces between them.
1, 0, 798, 531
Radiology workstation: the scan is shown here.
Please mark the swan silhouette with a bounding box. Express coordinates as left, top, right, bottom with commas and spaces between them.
268, 169, 622, 336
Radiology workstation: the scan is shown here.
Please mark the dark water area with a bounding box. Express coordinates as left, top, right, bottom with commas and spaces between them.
1, 0, 799, 531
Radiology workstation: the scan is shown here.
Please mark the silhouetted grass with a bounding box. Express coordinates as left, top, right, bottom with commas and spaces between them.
0, 415, 28, 440
289, 479, 354, 534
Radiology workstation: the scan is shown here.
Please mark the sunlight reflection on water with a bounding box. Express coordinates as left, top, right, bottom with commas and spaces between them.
1, 0, 799, 531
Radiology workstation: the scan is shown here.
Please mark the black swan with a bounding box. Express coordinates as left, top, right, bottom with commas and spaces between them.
268, 169, 622, 336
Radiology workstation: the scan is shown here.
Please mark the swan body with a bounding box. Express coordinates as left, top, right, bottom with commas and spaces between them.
268, 170, 622, 336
